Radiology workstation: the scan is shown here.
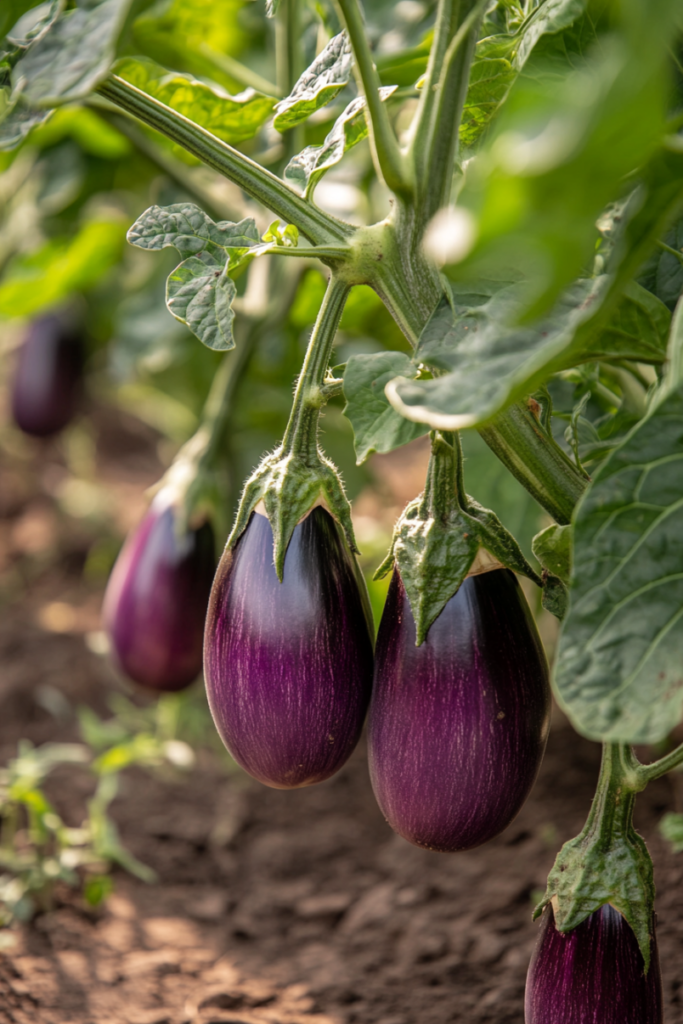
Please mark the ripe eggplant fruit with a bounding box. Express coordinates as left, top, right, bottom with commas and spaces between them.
525, 904, 663, 1024
11, 315, 83, 437
368, 567, 550, 851
204, 507, 374, 789
103, 497, 216, 692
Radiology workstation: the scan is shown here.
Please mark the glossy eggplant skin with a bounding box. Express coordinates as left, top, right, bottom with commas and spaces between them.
525, 904, 663, 1024
368, 567, 550, 852
103, 499, 216, 692
11, 316, 83, 437
204, 507, 374, 789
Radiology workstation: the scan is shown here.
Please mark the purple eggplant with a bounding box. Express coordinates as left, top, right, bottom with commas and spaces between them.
368, 567, 550, 852
11, 315, 83, 437
103, 496, 216, 692
204, 507, 374, 789
525, 904, 662, 1024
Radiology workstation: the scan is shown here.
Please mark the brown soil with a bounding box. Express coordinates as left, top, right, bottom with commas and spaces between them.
1, 415, 682, 1024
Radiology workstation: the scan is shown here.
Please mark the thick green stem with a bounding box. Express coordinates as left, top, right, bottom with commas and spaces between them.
409, 0, 459, 162
371, 253, 588, 524
581, 745, 644, 847
418, 430, 463, 520
336, 0, 409, 197
96, 76, 353, 245
478, 403, 589, 525
281, 276, 350, 460
276, 0, 305, 160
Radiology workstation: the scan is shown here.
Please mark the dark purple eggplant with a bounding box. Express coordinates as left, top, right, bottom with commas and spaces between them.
103, 496, 216, 692
525, 904, 662, 1024
367, 567, 550, 852
204, 507, 374, 789
11, 315, 83, 437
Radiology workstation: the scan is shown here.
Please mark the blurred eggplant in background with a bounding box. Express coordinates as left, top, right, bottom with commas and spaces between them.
103, 493, 216, 692
11, 315, 84, 437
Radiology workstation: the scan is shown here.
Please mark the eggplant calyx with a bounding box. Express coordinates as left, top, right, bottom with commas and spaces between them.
534, 743, 655, 971
375, 431, 542, 644
227, 446, 357, 580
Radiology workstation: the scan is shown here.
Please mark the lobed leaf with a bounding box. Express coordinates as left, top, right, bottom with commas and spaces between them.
166, 252, 237, 352
127, 202, 259, 261
273, 31, 353, 132
115, 58, 276, 145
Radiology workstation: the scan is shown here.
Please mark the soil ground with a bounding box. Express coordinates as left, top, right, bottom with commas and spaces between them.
0, 409, 682, 1024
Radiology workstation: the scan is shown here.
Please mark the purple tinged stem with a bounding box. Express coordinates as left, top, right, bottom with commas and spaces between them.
368, 567, 550, 852
525, 904, 663, 1024
203, 507, 374, 789
103, 498, 216, 692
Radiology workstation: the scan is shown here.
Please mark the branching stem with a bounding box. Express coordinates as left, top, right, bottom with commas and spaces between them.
96, 76, 353, 245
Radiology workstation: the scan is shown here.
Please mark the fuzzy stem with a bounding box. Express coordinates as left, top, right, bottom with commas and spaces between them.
418, 430, 462, 520
336, 0, 410, 197
281, 276, 350, 461
638, 741, 683, 784
96, 76, 353, 245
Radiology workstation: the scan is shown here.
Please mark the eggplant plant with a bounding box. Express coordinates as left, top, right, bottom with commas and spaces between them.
3, 0, 683, 1017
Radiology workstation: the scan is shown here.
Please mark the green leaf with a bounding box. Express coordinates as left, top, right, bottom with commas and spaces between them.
1, 1, 52, 41
638, 218, 683, 311
273, 31, 353, 132
12, 0, 136, 106
127, 202, 259, 261
0, 94, 51, 149
342, 351, 427, 464
385, 278, 670, 432
659, 812, 683, 853
459, 57, 516, 148
532, 522, 572, 583
554, 382, 683, 743
166, 251, 237, 352
115, 57, 276, 145
0, 217, 126, 317
284, 85, 397, 196
513, 0, 587, 69
450, 3, 677, 321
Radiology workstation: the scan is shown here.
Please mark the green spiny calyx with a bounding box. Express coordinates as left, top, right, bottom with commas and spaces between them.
227, 276, 356, 578
534, 742, 655, 971
375, 430, 543, 644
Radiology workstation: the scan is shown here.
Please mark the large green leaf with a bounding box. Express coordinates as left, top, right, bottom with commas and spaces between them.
284, 85, 396, 197
385, 278, 671, 431
638, 217, 683, 312
513, 0, 587, 68
459, 57, 516, 148
554, 312, 683, 742
342, 351, 428, 463
0, 94, 50, 148
273, 31, 353, 132
166, 251, 236, 352
115, 58, 276, 145
12, 0, 136, 105
448, 1, 677, 321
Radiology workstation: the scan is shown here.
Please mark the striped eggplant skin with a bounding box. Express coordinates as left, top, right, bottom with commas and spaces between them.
103, 497, 216, 692
368, 567, 550, 852
11, 316, 83, 437
525, 904, 663, 1024
204, 507, 374, 790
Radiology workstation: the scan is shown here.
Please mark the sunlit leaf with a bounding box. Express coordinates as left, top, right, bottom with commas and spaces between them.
128, 202, 259, 260
273, 31, 353, 132
115, 57, 276, 145
284, 86, 397, 196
